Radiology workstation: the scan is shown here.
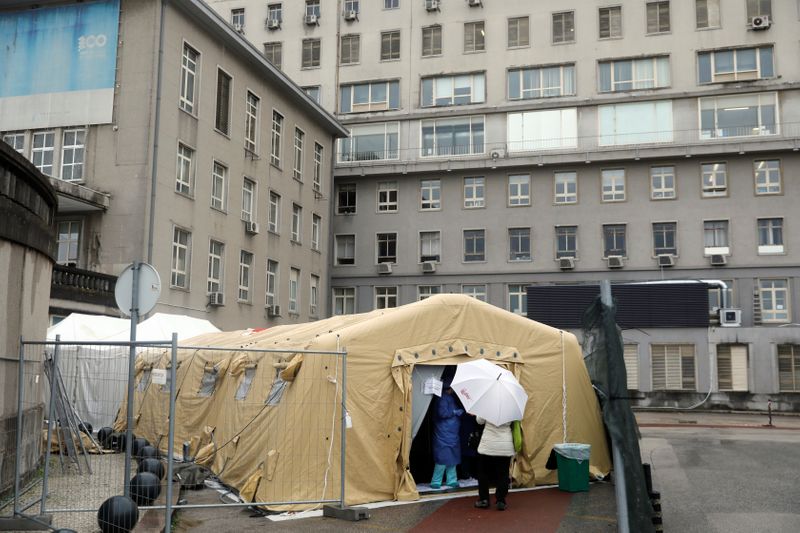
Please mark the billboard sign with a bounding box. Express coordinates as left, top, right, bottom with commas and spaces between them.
0, 0, 120, 130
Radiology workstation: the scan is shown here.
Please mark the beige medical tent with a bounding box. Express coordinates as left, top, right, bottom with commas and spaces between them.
119, 294, 611, 507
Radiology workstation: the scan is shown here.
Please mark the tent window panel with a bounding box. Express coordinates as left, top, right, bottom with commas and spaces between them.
137, 368, 152, 392
266, 373, 289, 405
198, 365, 220, 397
623, 344, 638, 390
235, 366, 257, 400
161, 365, 174, 393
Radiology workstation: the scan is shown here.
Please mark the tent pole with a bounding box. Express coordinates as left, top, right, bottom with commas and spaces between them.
339, 336, 346, 508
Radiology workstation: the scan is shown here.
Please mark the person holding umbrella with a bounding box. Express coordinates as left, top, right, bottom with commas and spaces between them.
473, 416, 514, 510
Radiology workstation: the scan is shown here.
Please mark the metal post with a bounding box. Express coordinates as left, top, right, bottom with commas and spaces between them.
123, 261, 141, 496
339, 341, 346, 508
40, 336, 60, 515
13, 337, 26, 516
165, 333, 178, 532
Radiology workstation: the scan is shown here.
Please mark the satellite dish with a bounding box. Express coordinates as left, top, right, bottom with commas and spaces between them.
115, 262, 162, 317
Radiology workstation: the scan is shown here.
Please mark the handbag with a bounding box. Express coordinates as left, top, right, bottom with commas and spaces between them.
511, 421, 523, 453
467, 424, 484, 451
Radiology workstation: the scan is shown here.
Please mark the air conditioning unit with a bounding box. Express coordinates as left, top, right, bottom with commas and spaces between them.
558, 257, 575, 270
606, 255, 624, 269
266, 18, 281, 29
426, 0, 440, 12
750, 16, 771, 30
719, 308, 742, 327
245, 221, 260, 235
267, 304, 282, 317
233, 23, 245, 34
467, 0, 482, 6
657, 254, 675, 267
422, 261, 437, 273
344, 10, 358, 21
208, 292, 225, 306
305, 14, 319, 25
710, 254, 727, 266
490, 148, 505, 160
378, 263, 393, 274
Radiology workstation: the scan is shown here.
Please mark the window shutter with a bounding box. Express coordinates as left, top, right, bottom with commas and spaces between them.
717, 345, 732, 390
777, 344, 798, 392
652, 345, 666, 390
681, 346, 696, 391
599, 10, 610, 38
730, 345, 748, 391
624, 344, 639, 390
665, 345, 682, 390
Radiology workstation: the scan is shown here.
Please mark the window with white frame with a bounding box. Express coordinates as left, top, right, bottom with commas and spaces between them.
231, 8, 245, 30
211, 161, 227, 211
56, 221, 80, 266
61, 129, 85, 181
267, 3, 282, 23
420, 179, 441, 210
304, 86, 321, 103
757, 218, 783, 254
701, 162, 727, 197
215, 69, 232, 135
313, 143, 323, 191
464, 177, 485, 208
238, 251, 253, 302
703, 220, 729, 252
509, 228, 531, 261
311, 214, 321, 250
554, 172, 577, 204
601, 169, 626, 202
32, 131, 55, 176
646, 1, 670, 34
289, 268, 300, 313
708, 279, 734, 311
508, 109, 577, 152
264, 42, 282, 69
265, 259, 278, 307
268, 191, 280, 233
306, 0, 320, 17
698, 46, 773, 84
420, 231, 441, 262
344, 0, 359, 14
696, 0, 720, 29
507, 64, 575, 100
746, 0, 771, 19
241, 178, 256, 222
340, 34, 360, 65
653, 222, 677, 255
422, 25, 442, 57
340, 80, 400, 113
598, 57, 670, 92
333, 287, 356, 315
603, 224, 627, 257
377, 232, 397, 263
302, 38, 321, 68
3, 133, 24, 153
650, 166, 676, 199
176, 143, 194, 195
599, 6, 622, 39
552, 11, 575, 43
180, 43, 199, 113
336, 183, 357, 214
385, 0, 399, 8
777, 344, 800, 392
171, 227, 191, 288
462, 284, 487, 302
335, 234, 355, 265
421, 73, 485, 107
623, 344, 639, 390
207, 240, 224, 294
717, 344, 748, 391
245, 91, 260, 153
699, 93, 777, 139
421, 116, 484, 157
464, 21, 485, 53
759, 279, 789, 322
381, 31, 400, 61
310, 275, 319, 316
556, 226, 577, 258
375, 286, 398, 309
507, 17, 529, 48
293, 128, 304, 180
599, 101, 673, 145
338, 122, 399, 162
291, 204, 302, 242
508, 174, 530, 206
464, 229, 485, 262
754, 160, 781, 195
377, 181, 398, 212
418, 285, 441, 300
651, 344, 696, 391
271, 111, 283, 166
508, 284, 527, 315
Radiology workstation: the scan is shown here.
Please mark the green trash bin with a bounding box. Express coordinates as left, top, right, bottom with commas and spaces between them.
554, 443, 591, 492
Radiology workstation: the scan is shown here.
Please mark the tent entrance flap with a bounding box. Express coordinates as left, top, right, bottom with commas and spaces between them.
410, 365, 445, 440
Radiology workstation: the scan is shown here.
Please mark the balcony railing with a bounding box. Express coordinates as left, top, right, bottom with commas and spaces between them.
51, 264, 117, 308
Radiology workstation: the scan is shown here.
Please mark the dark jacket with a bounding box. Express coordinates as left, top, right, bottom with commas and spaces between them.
432, 392, 463, 465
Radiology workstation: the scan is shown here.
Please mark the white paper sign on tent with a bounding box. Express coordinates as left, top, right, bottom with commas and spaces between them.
423, 376, 443, 397
151, 368, 167, 385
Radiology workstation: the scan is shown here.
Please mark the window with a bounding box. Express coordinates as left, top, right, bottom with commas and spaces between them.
624, 344, 639, 390
207, 240, 224, 294
552, 11, 575, 43
271, 111, 283, 166
508, 17, 529, 48
421, 116, 484, 157
344, 0, 360, 14
238, 251, 253, 302
377, 181, 398, 212
211, 161, 227, 211
464, 22, 485, 53
61, 129, 85, 181
241, 178, 256, 222
653, 222, 677, 255
599, 101, 673, 145
598, 169, 625, 202
313, 143, 323, 191
508, 174, 530, 206
304, 86, 321, 103
340, 34, 360, 65
716, 345, 748, 391
335, 234, 356, 265
421, 74, 485, 108
698, 46, 774, 84
375, 286, 398, 309
171, 227, 191, 288
56, 221, 80, 266
293, 128, 304, 180
508, 65, 576, 100
306, 1, 320, 18
310, 275, 319, 316
264, 42, 282, 69
420, 179, 441, 210
708, 280, 734, 311
464, 229, 485, 262
265, 259, 278, 307
268, 192, 280, 233
599, 6, 622, 39
508, 109, 577, 152
215, 69, 232, 134
336, 183, 357, 214
289, 268, 300, 314
509, 228, 531, 261
508, 284, 527, 315
746, 0, 771, 19
3, 133, 24, 153
464, 177, 485, 208
180, 44, 199, 113
291, 204, 302, 242
418, 285, 441, 300
377, 233, 397, 263
31, 131, 54, 176
646, 1, 670, 34
422, 25, 442, 57
651, 344, 696, 390
754, 160, 781, 195
381, 31, 400, 61
420, 231, 441, 262
598, 57, 670, 92
338, 122, 399, 162
650, 166, 676, 199
556, 226, 577, 258
339, 80, 400, 113
603, 224, 627, 257
267, 4, 282, 24
245, 91, 260, 153
333, 287, 356, 315
759, 279, 789, 322
777, 344, 800, 392
385, 0, 399, 9
704, 220, 729, 253
462, 284, 487, 302
302, 39, 321, 68
699, 92, 777, 138
554, 172, 577, 204
701, 163, 727, 197
311, 214, 321, 250
696, 0, 720, 29
757, 218, 783, 254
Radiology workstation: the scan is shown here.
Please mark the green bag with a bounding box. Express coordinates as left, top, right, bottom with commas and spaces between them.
511, 420, 523, 453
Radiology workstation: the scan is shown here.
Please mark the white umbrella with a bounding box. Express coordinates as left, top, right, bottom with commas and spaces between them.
451, 359, 528, 426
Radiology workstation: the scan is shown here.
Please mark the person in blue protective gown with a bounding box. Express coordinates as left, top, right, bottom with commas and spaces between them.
430, 386, 464, 489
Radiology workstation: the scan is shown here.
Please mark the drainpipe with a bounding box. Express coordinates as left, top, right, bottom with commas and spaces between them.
146, 0, 167, 263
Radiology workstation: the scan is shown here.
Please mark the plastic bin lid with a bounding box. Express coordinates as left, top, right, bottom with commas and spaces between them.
553, 442, 591, 461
